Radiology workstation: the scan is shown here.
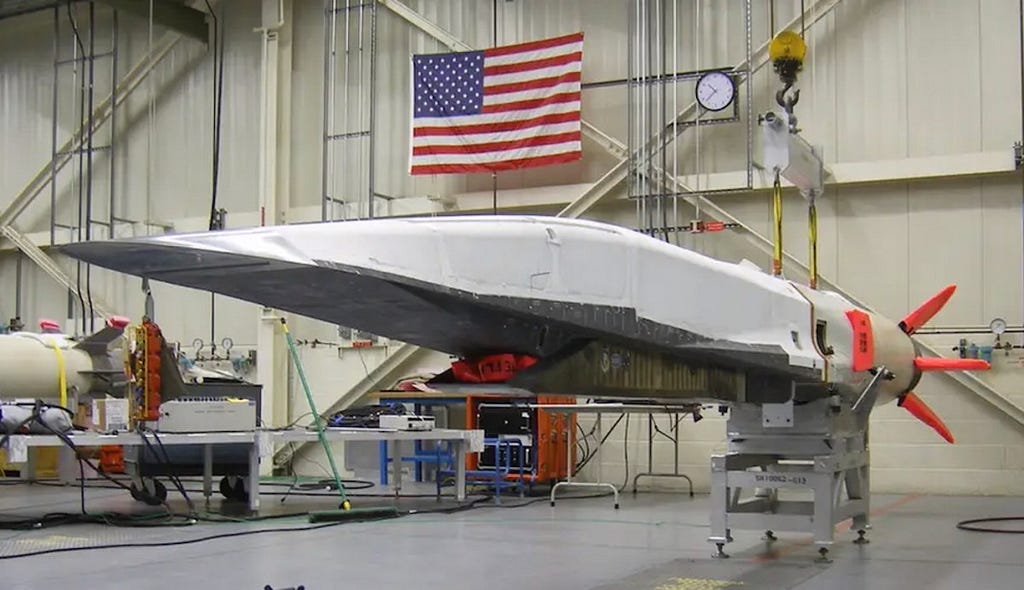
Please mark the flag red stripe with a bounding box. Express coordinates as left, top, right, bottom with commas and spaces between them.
413, 111, 581, 137
413, 131, 580, 156
482, 32, 584, 58
483, 52, 581, 76
479, 91, 580, 114
410, 151, 582, 175
483, 71, 581, 96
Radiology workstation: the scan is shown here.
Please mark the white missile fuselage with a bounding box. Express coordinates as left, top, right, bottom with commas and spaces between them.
0, 327, 127, 405
63, 216, 923, 409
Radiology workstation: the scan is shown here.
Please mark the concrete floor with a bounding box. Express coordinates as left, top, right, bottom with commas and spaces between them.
1, 480, 1023, 590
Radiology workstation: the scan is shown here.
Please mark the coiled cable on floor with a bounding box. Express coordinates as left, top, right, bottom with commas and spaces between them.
956, 517, 1024, 534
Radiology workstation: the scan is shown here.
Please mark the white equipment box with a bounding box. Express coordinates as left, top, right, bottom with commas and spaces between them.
157, 398, 257, 433
379, 414, 435, 431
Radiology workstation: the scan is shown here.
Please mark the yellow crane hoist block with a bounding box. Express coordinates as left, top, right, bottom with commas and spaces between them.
769, 30, 806, 63
770, 30, 806, 87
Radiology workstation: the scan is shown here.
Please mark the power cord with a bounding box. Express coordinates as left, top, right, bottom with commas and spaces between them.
956, 517, 1024, 533
0, 489, 615, 561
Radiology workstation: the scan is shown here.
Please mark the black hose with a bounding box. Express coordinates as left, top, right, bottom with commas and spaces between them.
956, 517, 1024, 534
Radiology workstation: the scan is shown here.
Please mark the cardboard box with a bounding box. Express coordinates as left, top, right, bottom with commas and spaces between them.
92, 398, 129, 432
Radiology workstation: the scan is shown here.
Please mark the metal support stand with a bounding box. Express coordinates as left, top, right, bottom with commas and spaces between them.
632, 413, 694, 496
708, 399, 870, 559
550, 412, 619, 509
202, 444, 213, 502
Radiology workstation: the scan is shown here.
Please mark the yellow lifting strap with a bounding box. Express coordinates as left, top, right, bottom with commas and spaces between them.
771, 173, 784, 276
46, 341, 69, 409
808, 196, 819, 290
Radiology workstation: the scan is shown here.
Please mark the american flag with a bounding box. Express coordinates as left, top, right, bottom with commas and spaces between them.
409, 32, 584, 175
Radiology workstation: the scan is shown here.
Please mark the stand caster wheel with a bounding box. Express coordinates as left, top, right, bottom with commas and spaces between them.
219, 476, 247, 502
816, 547, 832, 563
763, 530, 777, 542
853, 529, 870, 545
130, 479, 166, 506
712, 543, 730, 559
550, 501, 555, 507
614, 503, 620, 509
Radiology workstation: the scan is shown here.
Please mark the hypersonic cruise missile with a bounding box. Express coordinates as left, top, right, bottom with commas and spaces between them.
62, 215, 988, 442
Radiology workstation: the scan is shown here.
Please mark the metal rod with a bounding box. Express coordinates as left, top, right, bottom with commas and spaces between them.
693, 0, 700, 215
659, 0, 668, 240
638, 0, 646, 233
809, 196, 818, 289
56, 50, 114, 65
357, 0, 365, 219
1019, 0, 1024, 347
671, 0, 678, 245
145, 0, 153, 234
326, 130, 370, 140
367, 0, 377, 218
86, 1, 95, 244
647, 414, 654, 471
50, 6, 59, 247
329, 2, 372, 11
57, 144, 112, 156
745, 0, 753, 190
109, 8, 118, 239
647, 0, 656, 235
15, 254, 22, 319
320, 0, 334, 221
341, 0, 349, 219
582, 67, 729, 90
86, 0, 96, 331
628, 0, 636, 229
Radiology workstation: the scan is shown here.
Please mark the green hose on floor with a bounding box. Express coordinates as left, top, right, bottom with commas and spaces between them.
279, 318, 399, 523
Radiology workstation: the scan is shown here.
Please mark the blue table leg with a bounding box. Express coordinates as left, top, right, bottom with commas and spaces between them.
379, 440, 389, 485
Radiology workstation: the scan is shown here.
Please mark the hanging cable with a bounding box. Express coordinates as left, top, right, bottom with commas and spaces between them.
85, 1, 96, 331
204, 0, 225, 348
771, 172, 783, 276
67, 1, 89, 335
801, 0, 806, 38
205, 0, 225, 231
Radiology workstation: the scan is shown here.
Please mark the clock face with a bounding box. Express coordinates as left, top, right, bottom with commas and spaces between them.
695, 71, 735, 112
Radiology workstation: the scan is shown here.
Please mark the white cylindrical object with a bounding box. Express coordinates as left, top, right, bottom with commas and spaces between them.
0, 334, 96, 402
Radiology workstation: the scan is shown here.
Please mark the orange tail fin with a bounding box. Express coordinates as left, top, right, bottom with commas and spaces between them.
900, 285, 956, 335
898, 391, 954, 444
914, 357, 990, 372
